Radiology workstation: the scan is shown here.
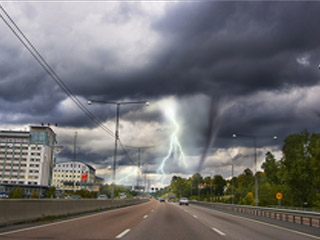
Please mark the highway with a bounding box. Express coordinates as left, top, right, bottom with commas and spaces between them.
0, 199, 319, 240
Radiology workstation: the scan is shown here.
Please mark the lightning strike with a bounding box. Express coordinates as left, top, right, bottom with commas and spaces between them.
157, 105, 187, 184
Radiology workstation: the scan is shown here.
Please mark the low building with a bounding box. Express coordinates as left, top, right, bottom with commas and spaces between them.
51, 161, 96, 192
0, 126, 56, 187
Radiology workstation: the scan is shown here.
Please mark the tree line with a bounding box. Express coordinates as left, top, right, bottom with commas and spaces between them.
167, 131, 320, 209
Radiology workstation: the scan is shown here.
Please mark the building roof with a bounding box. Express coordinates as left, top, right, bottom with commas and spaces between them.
55, 161, 96, 171
0, 131, 30, 138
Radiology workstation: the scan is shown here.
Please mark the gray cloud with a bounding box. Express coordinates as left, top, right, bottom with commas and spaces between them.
1, 2, 320, 184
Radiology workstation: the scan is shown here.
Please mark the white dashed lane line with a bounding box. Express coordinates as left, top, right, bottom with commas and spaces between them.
212, 227, 226, 236
143, 215, 148, 219
116, 229, 131, 239
193, 215, 198, 219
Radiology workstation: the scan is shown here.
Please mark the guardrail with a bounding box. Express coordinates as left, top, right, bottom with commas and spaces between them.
0, 198, 148, 227
192, 201, 320, 228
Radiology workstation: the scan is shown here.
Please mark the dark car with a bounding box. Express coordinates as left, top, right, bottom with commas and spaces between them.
159, 198, 165, 202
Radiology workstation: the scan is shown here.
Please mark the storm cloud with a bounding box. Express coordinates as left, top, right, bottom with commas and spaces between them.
1, 1, 320, 185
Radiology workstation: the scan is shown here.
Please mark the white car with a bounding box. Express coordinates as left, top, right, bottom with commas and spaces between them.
97, 194, 108, 200
179, 197, 189, 206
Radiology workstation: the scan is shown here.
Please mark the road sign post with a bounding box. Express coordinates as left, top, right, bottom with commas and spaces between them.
276, 192, 283, 207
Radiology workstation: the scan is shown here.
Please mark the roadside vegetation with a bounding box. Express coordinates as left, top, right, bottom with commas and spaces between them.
167, 131, 320, 210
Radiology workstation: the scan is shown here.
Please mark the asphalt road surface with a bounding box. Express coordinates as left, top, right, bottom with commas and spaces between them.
0, 199, 319, 240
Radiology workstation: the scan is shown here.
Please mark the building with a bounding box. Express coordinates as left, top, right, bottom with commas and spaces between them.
51, 161, 97, 192
0, 126, 56, 187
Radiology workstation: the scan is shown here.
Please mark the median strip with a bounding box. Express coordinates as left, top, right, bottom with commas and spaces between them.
116, 229, 131, 239
212, 227, 226, 236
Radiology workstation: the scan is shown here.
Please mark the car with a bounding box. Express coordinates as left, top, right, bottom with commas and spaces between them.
159, 198, 165, 202
179, 197, 189, 205
0, 192, 8, 199
97, 194, 108, 200
70, 195, 82, 200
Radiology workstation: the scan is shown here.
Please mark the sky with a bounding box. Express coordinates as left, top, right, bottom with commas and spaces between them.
0, 1, 320, 188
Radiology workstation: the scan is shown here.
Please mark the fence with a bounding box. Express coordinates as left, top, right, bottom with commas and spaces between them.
192, 201, 320, 228
0, 198, 148, 226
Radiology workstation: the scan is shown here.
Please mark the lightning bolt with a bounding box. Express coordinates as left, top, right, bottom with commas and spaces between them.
157, 107, 187, 184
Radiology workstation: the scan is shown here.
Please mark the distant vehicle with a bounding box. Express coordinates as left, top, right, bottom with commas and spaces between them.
179, 197, 189, 206
0, 192, 8, 199
159, 198, 165, 202
70, 195, 82, 200
97, 194, 108, 200
119, 192, 126, 199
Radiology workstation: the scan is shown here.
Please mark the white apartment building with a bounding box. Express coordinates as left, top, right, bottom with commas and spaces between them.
52, 161, 96, 191
0, 126, 56, 186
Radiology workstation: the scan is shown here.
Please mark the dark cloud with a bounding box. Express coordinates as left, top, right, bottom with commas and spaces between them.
1, 2, 320, 181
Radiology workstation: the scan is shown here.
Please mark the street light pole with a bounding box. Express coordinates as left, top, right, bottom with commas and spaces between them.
231, 163, 234, 205
253, 136, 258, 205
88, 100, 149, 202
111, 103, 120, 200
232, 133, 277, 206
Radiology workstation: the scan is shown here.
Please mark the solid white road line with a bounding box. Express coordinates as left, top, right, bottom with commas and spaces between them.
0, 201, 150, 236
212, 227, 226, 236
143, 215, 148, 219
192, 205, 320, 240
116, 229, 131, 239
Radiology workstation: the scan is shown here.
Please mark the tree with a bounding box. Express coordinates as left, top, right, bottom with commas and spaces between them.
212, 175, 226, 197
262, 152, 281, 185
281, 131, 320, 207
10, 187, 23, 198
46, 187, 56, 198
236, 168, 254, 204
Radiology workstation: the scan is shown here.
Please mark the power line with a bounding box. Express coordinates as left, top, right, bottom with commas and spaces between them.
0, 4, 141, 168
0, 4, 114, 138
119, 139, 136, 166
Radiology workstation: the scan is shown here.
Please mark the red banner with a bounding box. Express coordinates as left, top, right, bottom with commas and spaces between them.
81, 173, 88, 181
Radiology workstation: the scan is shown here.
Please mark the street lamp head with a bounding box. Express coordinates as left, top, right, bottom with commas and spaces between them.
87, 100, 92, 105
273, 136, 278, 140
232, 133, 237, 138
145, 101, 150, 106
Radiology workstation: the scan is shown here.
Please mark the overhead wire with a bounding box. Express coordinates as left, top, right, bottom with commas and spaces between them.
0, 4, 114, 138
0, 4, 138, 166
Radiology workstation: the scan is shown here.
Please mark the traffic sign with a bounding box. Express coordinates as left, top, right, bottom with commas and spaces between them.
276, 192, 283, 200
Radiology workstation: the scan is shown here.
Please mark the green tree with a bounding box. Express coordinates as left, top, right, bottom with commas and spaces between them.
46, 187, 56, 198
281, 131, 320, 207
10, 187, 23, 198
236, 168, 254, 204
262, 152, 281, 185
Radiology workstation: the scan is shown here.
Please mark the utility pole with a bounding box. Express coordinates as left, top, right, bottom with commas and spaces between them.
136, 148, 141, 190
233, 133, 277, 206
88, 100, 149, 202
210, 173, 213, 202
125, 145, 156, 193
73, 132, 77, 192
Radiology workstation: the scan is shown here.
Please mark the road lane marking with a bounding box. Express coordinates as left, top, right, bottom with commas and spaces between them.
193, 215, 198, 219
143, 215, 148, 219
0, 201, 151, 236
212, 227, 226, 236
192, 206, 320, 240
116, 229, 131, 239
